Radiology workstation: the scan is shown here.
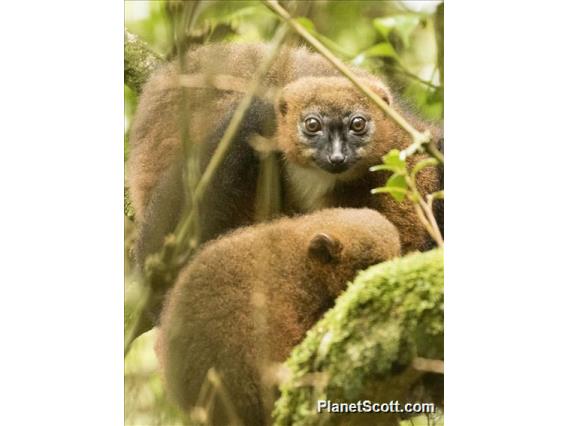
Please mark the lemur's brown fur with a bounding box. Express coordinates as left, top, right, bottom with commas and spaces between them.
127, 43, 442, 322
157, 208, 401, 426
275, 76, 442, 253
128, 43, 350, 221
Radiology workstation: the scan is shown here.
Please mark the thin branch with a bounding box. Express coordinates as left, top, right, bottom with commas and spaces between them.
417, 196, 444, 247
405, 170, 444, 248
426, 139, 445, 164
176, 73, 277, 102
413, 202, 441, 248
371, 157, 443, 247
207, 368, 245, 426
138, 72, 277, 101
384, 62, 442, 90
174, 0, 204, 162
402, 137, 444, 165
412, 357, 444, 375
124, 285, 150, 356
124, 234, 178, 356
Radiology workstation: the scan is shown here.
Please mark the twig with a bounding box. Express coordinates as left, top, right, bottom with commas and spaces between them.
406, 167, 444, 248
207, 368, 245, 426
412, 357, 444, 375
372, 157, 443, 247
401, 138, 444, 165
262, 0, 441, 163
174, 0, 204, 162
383, 62, 442, 90
124, 285, 151, 356
176, 73, 277, 102
192, 370, 213, 423
417, 196, 444, 247
413, 202, 440, 248
124, 235, 177, 355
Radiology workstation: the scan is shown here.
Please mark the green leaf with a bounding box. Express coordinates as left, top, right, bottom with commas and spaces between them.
293, 17, 356, 59
371, 187, 408, 202
373, 15, 421, 48
382, 149, 406, 171
363, 42, 398, 58
369, 164, 399, 173
369, 152, 411, 202
385, 173, 408, 202
386, 173, 408, 190
373, 16, 396, 38
354, 42, 399, 65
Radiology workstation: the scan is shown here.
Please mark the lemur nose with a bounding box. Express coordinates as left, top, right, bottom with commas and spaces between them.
329, 153, 346, 165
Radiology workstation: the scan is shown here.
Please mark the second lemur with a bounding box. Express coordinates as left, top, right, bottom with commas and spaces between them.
157, 208, 401, 426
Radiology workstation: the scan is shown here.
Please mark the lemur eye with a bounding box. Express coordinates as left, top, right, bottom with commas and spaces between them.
304, 117, 322, 133
350, 117, 367, 133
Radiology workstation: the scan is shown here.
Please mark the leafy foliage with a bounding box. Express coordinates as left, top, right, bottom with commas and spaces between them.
370, 149, 409, 202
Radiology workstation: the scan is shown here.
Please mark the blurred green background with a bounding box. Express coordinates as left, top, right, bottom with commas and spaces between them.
125, 1, 443, 424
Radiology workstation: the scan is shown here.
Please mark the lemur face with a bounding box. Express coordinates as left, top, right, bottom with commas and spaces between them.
296, 108, 376, 174
277, 76, 392, 176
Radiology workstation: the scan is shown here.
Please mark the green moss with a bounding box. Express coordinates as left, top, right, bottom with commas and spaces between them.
124, 30, 163, 95
273, 249, 444, 425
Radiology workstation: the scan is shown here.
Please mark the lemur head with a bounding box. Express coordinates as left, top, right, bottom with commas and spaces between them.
304, 208, 401, 296
276, 76, 394, 177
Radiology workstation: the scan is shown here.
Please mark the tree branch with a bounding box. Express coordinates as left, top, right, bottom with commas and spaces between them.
124, 30, 164, 95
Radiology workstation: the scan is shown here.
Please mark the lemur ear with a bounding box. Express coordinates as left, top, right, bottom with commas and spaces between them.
377, 88, 392, 105
308, 233, 343, 263
369, 83, 392, 105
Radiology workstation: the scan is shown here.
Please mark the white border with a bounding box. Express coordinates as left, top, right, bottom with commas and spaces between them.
0, 1, 123, 424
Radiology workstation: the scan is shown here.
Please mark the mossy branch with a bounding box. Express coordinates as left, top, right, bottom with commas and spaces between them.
262, 0, 444, 165
124, 30, 165, 221
124, 30, 164, 95
273, 249, 444, 425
